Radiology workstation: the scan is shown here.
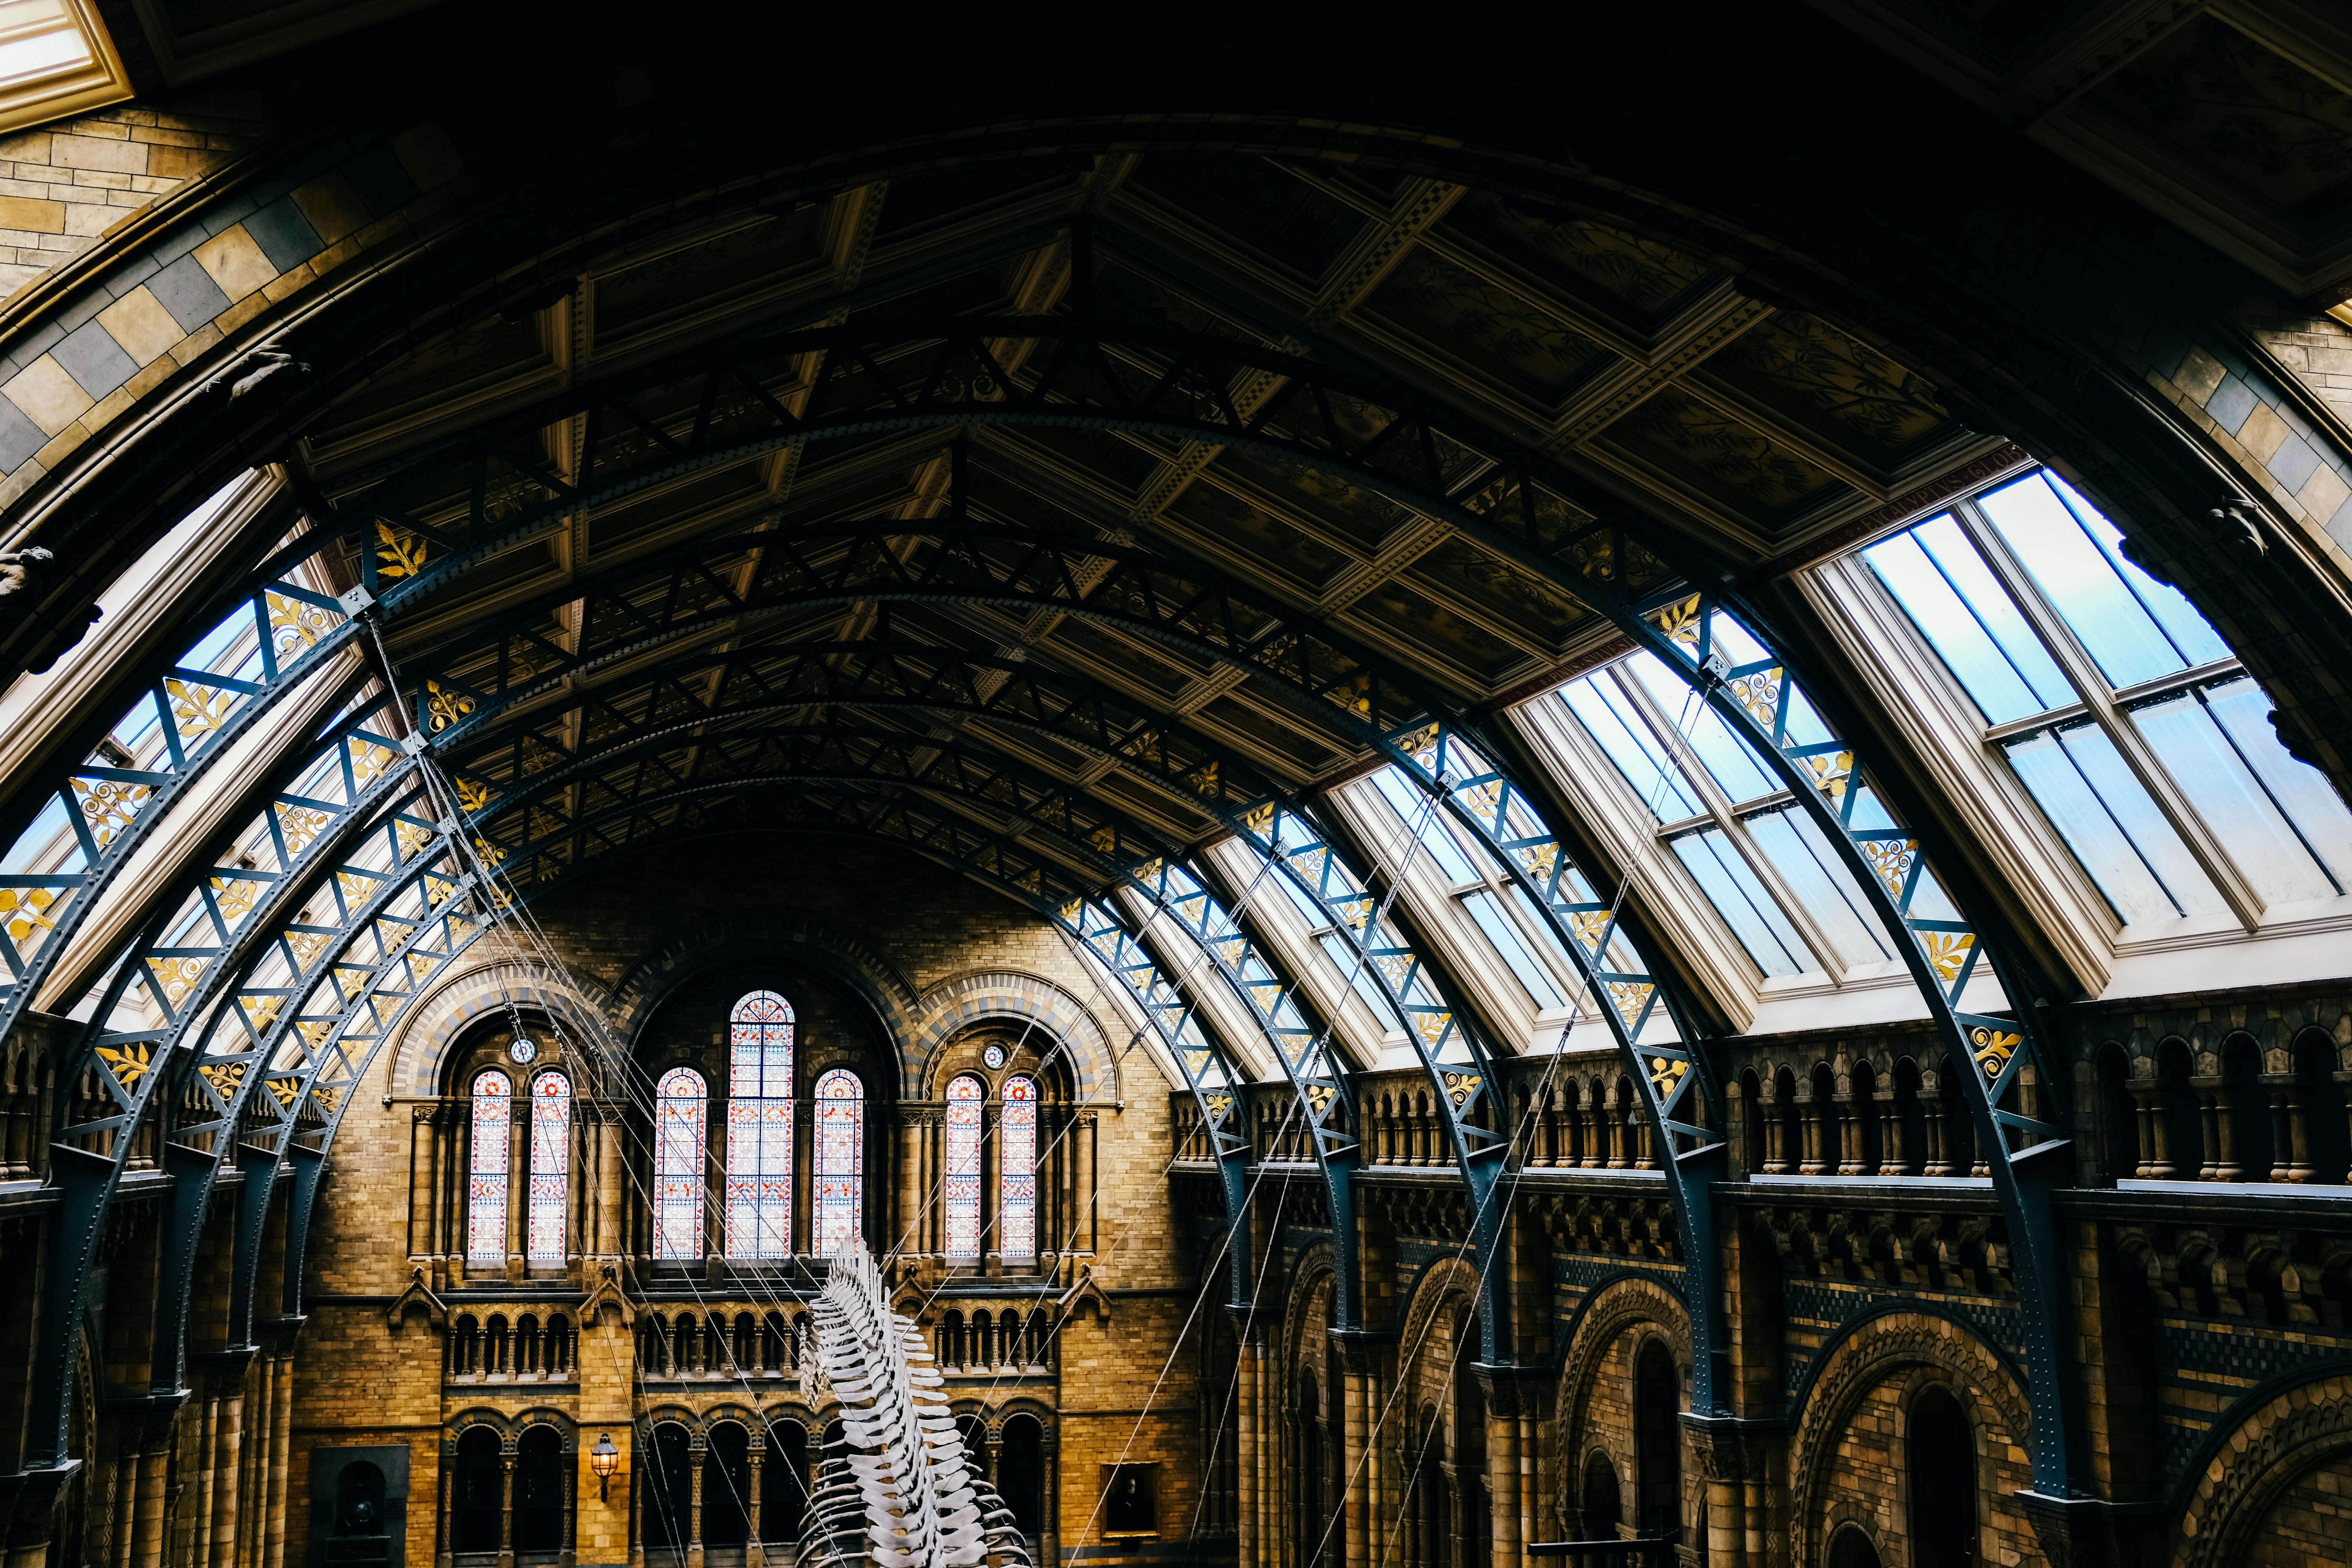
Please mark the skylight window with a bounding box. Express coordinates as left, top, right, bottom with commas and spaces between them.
0, 0, 130, 133
1861, 467, 2352, 929
1556, 646, 1909, 986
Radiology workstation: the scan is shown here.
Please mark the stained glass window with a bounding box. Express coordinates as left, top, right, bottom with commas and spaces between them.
527, 1072, 570, 1266
725, 989, 794, 1259
654, 1067, 706, 1261
1000, 1076, 1038, 1259
944, 1075, 984, 1259
467, 1071, 512, 1266
814, 1069, 864, 1257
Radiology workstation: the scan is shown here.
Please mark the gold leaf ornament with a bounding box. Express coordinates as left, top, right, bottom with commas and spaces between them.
375, 521, 428, 579
265, 591, 334, 656
1918, 930, 1975, 984
167, 678, 237, 739
1970, 1026, 2018, 1082
97, 1041, 152, 1090
74, 776, 152, 849
2, 886, 58, 944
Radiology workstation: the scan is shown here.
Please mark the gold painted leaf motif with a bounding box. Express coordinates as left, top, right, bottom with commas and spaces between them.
265, 591, 334, 657
167, 678, 238, 739
375, 521, 428, 579
74, 777, 151, 849
97, 1042, 152, 1090
1918, 931, 1975, 984
1970, 1026, 2018, 1082
3, 886, 59, 944
1651, 594, 1703, 650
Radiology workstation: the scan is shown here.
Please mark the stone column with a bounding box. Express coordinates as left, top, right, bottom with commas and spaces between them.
686, 1439, 705, 1568
1075, 1112, 1098, 1255
1234, 1314, 1259, 1568
410, 1107, 435, 1259
191, 1391, 220, 1568
561, 1442, 578, 1568
1835, 1090, 1864, 1176
1920, 1085, 1949, 1176
2193, 1076, 2225, 1180
264, 1343, 294, 1568
2132, 1085, 2167, 1178
214, 1384, 245, 1568
1484, 1394, 1519, 1568
744, 1446, 764, 1568
508, 1096, 529, 1281
1875, 1087, 1903, 1175
131, 1435, 170, 1568
2265, 1073, 2307, 1182
1760, 1083, 1788, 1176
1039, 1435, 1059, 1568
437, 1441, 455, 1568
498, 1445, 516, 1568
436, 1103, 459, 1290
1335, 1337, 1377, 1568
1797, 1088, 1824, 1176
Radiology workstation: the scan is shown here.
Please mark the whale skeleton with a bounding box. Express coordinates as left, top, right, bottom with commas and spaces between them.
797, 1251, 1036, 1568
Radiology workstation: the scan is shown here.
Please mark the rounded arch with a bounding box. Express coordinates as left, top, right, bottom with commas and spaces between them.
1277, 1238, 1341, 1378
2171, 1367, 2352, 1566
1786, 1308, 2032, 1568
1550, 1276, 1691, 1541
388, 958, 614, 1099
909, 969, 1121, 1103
607, 911, 921, 1061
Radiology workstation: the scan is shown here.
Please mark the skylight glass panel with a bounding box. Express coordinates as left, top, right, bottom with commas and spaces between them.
1367, 769, 1479, 883
1862, 516, 2071, 724
1978, 472, 2230, 689
2198, 677, 2352, 888
1463, 891, 1567, 1009
2001, 724, 2223, 923
1320, 934, 1397, 1019
1670, 828, 1809, 977
1559, 675, 1704, 819
1743, 807, 1895, 967
2132, 686, 2342, 904
1622, 652, 1778, 801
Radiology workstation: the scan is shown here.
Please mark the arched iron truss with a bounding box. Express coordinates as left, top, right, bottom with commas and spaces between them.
10, 312, 2085, 1494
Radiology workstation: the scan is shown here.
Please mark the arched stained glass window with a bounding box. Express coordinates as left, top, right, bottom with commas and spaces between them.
813, 1069, 863, 1257
726, 990, 795, 1259
943, 1075, 985, 1259
1000, 1075, 1038, 1259
468, 1071, 512, 1265
654, 1067, 707, 1261
528, 1072, 571, 1266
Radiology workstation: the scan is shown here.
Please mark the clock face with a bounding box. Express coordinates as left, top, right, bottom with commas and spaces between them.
508, 1037, 537, 1065
982, 1044, 1006, 1070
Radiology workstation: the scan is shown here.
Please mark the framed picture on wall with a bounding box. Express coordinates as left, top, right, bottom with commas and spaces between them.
1100, 1463, 1159, 1538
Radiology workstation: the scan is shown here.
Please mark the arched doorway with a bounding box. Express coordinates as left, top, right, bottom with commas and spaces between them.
1633, 1341, 1680, 1536
999, 1417, 1045, 1538
1908, 1388, 1976, 1568
640, 1423, 693, 1562
513, 1426, 565, 1556
1828, 1524, 1885, 1568
1581, 1452, 1621, 1540
704, 1422, 749, 1550
453, 1428, 503, 1557
761, 1424, 806, 1547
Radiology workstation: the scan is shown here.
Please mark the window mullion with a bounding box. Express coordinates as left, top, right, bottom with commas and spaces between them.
1954, 502, 2264, 930
1619, 667, 1838, 977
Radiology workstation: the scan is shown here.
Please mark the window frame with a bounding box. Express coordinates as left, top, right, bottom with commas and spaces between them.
943, 1073, 985, 1261
1810, 465, 2352, 996
0, 0, 131, 138
466, 1069, 514, 1270
526, 1069, 570, 1269
723, 988, 794, 1261
999, 1074, 1039, 1261
652, 1066, 708, 1263
812, 1067, 864, 1258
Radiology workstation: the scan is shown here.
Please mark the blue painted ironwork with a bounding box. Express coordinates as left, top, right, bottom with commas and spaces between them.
4, 309, 2083, 1489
